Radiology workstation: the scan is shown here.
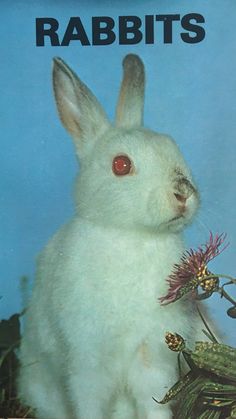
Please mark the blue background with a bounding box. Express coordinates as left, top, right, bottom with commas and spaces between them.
1, 0, 236, 345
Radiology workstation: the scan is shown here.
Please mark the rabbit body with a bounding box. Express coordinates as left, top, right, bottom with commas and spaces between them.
18, 55, 200, 419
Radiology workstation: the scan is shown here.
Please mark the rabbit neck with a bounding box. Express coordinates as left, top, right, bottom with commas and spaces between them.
70, 215, 185, 261
75, 212, 185, 238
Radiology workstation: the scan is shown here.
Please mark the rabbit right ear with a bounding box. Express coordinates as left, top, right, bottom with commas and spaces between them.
53, 57, 109, 154
115, 54, 145, 128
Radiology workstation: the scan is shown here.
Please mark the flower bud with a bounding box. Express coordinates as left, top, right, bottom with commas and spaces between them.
165, 332, 185, 352
227, 306, 236, 318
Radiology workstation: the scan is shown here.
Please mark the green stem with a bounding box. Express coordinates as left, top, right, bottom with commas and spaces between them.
205, 274, 236, 284
199, 274, 236, 306
0, 340, 20, 368
196, 305, 218, 343
218, 287, 236, 306
222, 280, 233, 287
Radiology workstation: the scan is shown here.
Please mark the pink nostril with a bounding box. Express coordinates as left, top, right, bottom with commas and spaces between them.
174, 193, 187, 204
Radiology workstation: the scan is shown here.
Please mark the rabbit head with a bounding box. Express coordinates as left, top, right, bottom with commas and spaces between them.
53, 54, 199, 233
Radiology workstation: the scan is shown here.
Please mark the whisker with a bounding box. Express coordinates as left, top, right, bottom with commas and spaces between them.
204, 204, 221, 218
194, 214, 211, 234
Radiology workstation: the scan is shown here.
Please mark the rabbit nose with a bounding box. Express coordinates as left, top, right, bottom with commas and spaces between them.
174, 178, 195, 204
174, 193, 187, 204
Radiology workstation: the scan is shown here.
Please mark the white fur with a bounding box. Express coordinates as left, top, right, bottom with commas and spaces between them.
18, 55, 202, 418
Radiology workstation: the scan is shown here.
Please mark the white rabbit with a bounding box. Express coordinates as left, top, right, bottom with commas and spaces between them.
18, 54, 201, 419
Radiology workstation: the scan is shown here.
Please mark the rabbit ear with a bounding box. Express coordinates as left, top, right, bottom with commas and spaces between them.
115, 54, 145, 128
53, 57, 109, 153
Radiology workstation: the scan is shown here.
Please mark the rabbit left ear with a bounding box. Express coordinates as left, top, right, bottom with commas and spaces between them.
53, 57, 109, 153
115, 54, 145, 128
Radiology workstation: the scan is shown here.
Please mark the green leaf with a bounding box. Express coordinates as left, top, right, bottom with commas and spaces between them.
154, 371, 195, 404
197, 409, 221, 419
175, 376, 207, 419
0, 314, 21, 349
191, 342, 236, 382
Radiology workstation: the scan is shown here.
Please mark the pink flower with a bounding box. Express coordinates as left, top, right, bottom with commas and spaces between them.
159, 233, 228, 305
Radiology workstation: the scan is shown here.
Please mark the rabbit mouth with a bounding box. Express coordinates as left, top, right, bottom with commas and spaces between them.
168, 215, 184, 223
158, 214, 186, 233
162, 214, 189, 232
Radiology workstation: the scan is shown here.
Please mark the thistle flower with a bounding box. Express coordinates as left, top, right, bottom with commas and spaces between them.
160, 233, 228, 305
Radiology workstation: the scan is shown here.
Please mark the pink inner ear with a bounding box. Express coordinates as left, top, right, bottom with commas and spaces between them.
112, 155, 132, 176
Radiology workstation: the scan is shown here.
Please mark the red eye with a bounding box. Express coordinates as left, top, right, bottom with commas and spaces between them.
112, 155, 132, 176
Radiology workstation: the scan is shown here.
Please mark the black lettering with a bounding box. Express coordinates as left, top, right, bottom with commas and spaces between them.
92, 17, 115, 45
145, 15, 154, 44
156, 14, 180, 43
181, 13, 205, 43
36, 18, 60, 46
61, 17, 90, 46
119, 16, 142, 45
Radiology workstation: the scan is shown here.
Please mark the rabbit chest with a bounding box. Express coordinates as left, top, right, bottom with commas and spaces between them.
36, 218, 188, 356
